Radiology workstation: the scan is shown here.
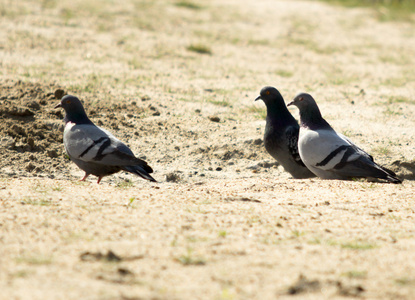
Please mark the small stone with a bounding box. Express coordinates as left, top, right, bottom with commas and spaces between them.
166, 172, 182, 183
216, 167, 222, 171
54, 89, 65, 100
25, 162, 36, 172
27, 137, 35, 149
47, 150, 58, 158
195, 109, 201, 113
208, 116, 220, 122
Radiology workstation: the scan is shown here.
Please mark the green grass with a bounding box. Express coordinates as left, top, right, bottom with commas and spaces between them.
16, 255, 53, 265
175, 248, 206, 266
116, 179, 134, 189
187, 44, 212, 55
275, 69, 294, 78
342, 270, 368, 279
21, 198, 52, 206
340, 241, 377, 250
395, 277, 415, 285
387, 95, 415, 104
319, 0, 415, 22
244, 105, 267, 119
175, 1, 203, 10
208, 99, 232, 107
371, 145, 392, 156
218, 230, 227, 238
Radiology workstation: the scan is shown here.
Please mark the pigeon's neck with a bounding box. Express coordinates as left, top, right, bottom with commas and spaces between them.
266, 102, 296, 125
64, 111, 94, 125
299, 107, 332, 130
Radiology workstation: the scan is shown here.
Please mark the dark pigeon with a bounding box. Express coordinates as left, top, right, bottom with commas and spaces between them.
287, 93, 402, 184
55, 95, 156, 184
255, 86, 316, 179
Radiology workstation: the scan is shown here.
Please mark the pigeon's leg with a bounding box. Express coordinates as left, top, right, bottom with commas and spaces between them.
80, 173, 89, 181
97, 176, 103, 184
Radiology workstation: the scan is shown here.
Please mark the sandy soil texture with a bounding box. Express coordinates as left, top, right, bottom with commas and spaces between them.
1, 0, 415, 299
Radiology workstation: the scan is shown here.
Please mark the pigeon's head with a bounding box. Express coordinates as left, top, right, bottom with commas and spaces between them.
54, 95, 90, 124
255, 86, 284, 105
54, 95, 85, 112
287, 93, 317, 111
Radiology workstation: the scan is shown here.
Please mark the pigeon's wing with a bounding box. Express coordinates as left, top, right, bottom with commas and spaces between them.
299, 129, 361, 171
303, 130, 399, 181
338, 133, 398, 176
64, 123, 146, 167
285, 125, 306, 167
338, 133, 373, 161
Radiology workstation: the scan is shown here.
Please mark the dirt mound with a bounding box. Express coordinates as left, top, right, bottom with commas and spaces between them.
0, 80, 70, 178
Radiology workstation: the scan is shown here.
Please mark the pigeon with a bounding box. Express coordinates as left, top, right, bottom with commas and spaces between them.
55, 95, 156, 184
287, 93, 402, 184
255, 86, 316, 179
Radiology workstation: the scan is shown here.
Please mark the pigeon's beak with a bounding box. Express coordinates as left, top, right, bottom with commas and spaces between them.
255, 95, 262, 101
287, 101, 294, 107
54, 103, 61, 109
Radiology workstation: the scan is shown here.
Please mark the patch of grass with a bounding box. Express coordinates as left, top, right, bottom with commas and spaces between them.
219, 288, 235, 300
51, 184, 63, 192
340, 241, 377, 250
21, 198, 52, 206
387, 95, 415, 104
218, 230, 227, 238
395, 277, 415, 285
319, 0, 415, 22
208, 99, 232, 107
187, 44, 212, 55
275, 69, 294, 78
379, 54, 412, 65
383, 106, 404, 117
116, 179, 134, 189
16, 255, 53, 265
342, 270, 368, 279
175, 1, 202, 10
291, 230, 306, 238
128, 58, 144, 70
175, 248, 206, 266
41, 0, 56, 9
244, 105, 267, 119
314, 238, 377, 250
371, 145, 392, 156
12, 270, 32, 278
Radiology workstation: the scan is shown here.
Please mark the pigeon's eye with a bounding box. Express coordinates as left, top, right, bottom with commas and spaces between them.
265, 91, 270, 95
66, 100, 71, 104
299, 97, 304, 101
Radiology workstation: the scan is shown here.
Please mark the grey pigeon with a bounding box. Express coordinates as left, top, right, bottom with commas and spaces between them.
255, 86, 316, 179
287, 93, 402, 184
55, 95, 156, 183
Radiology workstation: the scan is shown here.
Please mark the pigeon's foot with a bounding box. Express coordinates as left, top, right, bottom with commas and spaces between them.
80, 173, 89, 181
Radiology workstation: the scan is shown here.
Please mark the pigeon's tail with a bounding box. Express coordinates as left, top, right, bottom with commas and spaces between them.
123, 165, 157, 182
374, 164, 402, 184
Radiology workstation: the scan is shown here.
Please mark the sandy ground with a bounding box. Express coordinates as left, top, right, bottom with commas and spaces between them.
0, 0, 415, 299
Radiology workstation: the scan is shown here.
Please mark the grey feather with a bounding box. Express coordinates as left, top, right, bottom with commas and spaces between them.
55, 95, 156, 183
255, 86, 315, 179
287, 93, 402, 184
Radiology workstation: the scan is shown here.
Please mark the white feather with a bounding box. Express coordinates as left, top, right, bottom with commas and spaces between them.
298, 128, 360, 170
63, 122, 121, 162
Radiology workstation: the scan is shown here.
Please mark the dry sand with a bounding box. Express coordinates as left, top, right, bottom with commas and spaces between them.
0, 0, 415, 299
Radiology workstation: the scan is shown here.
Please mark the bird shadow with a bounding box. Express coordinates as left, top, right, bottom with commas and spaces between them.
392, 160, 415, 181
